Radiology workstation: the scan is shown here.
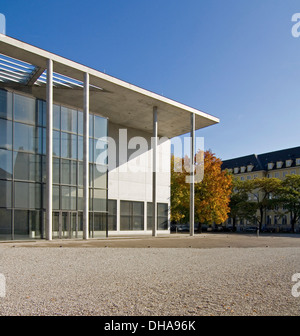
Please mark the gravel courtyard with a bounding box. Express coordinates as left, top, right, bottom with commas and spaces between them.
0, 235, 300, 316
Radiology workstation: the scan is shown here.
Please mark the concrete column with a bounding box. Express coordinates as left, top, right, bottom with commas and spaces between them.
46, 59, 53, 240
190, 113, 195, 236
83, 72, 89, 239
152, 106, 158, 237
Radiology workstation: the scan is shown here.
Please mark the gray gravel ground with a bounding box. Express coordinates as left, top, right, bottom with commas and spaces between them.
0, 246, 299, 316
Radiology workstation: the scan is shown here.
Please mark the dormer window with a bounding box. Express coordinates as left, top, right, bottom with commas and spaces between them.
268, 162, 274, 170
276, 161, 283, 169
296, 158, 300, 166
286, 159, 293, 167
234, 167, 239, 174
240, 166, 246, 173
247, 164, 254, 172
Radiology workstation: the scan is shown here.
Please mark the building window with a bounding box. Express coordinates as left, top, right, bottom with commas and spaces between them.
247, 164, 254, 172
234, 167, 239, 174
286, 160, 293, 167
147, 202, 169, 230
108, 200, 117, 231
240, 166, 246, 173
296, 158, 300, 166
268, 162, 274, 170
120, 201, 144, 231
274, 172, 279, 178
276, 161, 283, 169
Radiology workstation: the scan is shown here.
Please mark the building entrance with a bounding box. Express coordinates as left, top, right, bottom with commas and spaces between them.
52, 211, 83, 239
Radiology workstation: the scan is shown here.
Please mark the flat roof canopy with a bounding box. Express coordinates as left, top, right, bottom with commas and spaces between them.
0, 34, 219, 138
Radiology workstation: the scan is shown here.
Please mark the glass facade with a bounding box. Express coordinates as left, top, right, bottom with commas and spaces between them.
0, 89, 108, 240
0, 88, 170, 240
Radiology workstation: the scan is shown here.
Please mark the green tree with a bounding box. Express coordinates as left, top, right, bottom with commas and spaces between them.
276, 175, 300, 233
242, 177, 282, 231
228, 179, 256, 231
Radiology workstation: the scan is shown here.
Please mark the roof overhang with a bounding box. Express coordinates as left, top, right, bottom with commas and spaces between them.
0, 34, 219, 138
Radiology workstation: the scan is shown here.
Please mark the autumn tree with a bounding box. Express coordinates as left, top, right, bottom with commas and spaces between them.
194, 150, 233, 229
170, 151, 233, 229
170, 155, 189, 222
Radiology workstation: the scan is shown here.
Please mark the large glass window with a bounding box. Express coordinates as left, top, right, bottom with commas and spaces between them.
13, 152, 41, 182
94, 116, 107, 139
14, 122, 36, 153
61, 107, 77, 133
14, 182, 41, 209
120, 201, 144, 231
14, 94, 35, 125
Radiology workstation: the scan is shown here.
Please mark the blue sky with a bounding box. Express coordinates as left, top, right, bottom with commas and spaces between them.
1, 0, 300, 160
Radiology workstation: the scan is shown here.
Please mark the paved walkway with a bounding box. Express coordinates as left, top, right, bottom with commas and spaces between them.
2, 233, 300, 249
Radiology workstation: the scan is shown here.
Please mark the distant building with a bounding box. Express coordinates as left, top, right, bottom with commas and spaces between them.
222, 146, 300, 232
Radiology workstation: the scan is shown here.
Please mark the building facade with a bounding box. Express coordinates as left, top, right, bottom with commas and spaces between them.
222, 147, 300, 232
0, 34, 219, 240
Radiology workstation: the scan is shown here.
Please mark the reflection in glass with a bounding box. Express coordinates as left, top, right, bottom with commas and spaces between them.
0, 180, 12, 207
61, 107, 77, 133
13, 152, 41, 182
14, 122, 35, 153
0, 89, 12, 120
94, 116, 107, 139
14, 182, 41, 209
94, 164, 107, 189
0, 119, 12, 150
53, 158, 60, 184
0, 149, 12, 179
53, 130, 60, 156
52, 185, 60, 210
53, 104, 61, 130
14, 94, 35, 125
78, 111, 83, 135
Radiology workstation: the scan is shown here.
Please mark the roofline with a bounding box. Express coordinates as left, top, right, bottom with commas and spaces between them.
0, 34, 220, 124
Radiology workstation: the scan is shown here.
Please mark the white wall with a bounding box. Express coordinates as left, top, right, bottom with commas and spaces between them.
107, 121, 170, 234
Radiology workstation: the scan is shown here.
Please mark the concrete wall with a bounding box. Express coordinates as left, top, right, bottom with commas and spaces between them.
107, 121, 171, 234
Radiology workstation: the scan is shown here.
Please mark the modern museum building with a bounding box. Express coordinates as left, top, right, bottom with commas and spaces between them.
0, 33, 219, 240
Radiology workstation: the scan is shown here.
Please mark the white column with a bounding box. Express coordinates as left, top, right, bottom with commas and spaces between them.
190, 113, 195, 236
46, 59, 53, 240
83, 72, 89, 239
152, 106, 158, 237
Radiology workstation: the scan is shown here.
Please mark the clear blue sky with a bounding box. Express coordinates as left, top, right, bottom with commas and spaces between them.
1, 0, 300, 160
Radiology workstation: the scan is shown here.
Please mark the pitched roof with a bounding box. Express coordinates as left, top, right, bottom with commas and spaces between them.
222, 146, 300, 172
